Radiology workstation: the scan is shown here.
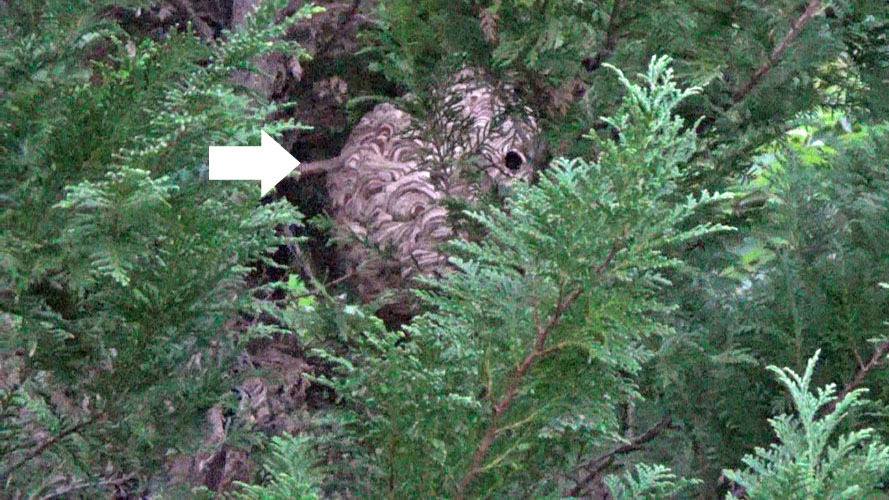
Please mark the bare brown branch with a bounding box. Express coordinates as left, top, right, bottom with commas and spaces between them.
0, 416, 98, 484
289, 271, 355, 301
289, 155, 345, 179
38, 473, 135, 500
567, 415, 674, 497
455, 286, 583, 498
595, 230, 626, 275
455, 230, 627, 496
583, 0, 625, 73
732, 0, 826, 103
826, 340, 889, 414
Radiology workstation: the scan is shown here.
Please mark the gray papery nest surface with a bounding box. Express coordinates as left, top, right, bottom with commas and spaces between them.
294, 70, 538, 317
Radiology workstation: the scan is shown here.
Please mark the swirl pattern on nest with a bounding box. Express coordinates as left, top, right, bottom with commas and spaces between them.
325, 71, 537, 316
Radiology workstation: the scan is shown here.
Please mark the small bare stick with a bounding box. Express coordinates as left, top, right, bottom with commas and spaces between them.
289, 155, 345, 179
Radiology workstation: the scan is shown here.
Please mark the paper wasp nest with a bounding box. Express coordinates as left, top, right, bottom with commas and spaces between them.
315, 71, 538, 317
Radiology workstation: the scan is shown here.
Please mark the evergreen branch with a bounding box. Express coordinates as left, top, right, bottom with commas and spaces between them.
0, 416, 98, 485
595, 229, 626, 275
825, 340, 889, 414
456, 284, 583, 498
538, 340, 575, 358
567, 415, 674, 497
732, 0, 826, 103
582, 0, 625, 73
289, 271, 355, 300
456, 233, 625, 495
494, 406, 546, 437
37, 473, 135, 500
280, 224, 327, 300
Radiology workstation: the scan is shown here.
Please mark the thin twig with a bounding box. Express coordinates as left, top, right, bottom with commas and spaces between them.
0, 416, 97, 484
583, 0, 625, 73
567, 415, 674, 497
289, 155, 345, 179
455, 285, 583, 498
38, 473, 135, 500
280, 224, 321, 291
826, 340, 889, 414
594, 233, 624, 275
732, 0, 825, 103
455, 228, 625, 496
290, 271, 355, 300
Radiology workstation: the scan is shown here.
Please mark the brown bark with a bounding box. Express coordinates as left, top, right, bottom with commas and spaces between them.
825, 340, 889, 414
732, 0, 826, 103
582, 0, 625, 73
0, 416, 98, 484
567, 415, 674, 497
455, 286, 583, 498
456, 236, 624, 497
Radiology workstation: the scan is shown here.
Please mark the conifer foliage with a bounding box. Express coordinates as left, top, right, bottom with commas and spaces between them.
232, 434, 323, 500
1, 0, 319, 495
724, 350, 889, 499
2, 0, 889, 497
318, 56, 731, 497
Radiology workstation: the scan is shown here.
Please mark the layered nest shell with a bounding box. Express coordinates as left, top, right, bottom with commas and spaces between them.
322, 70, 539, 318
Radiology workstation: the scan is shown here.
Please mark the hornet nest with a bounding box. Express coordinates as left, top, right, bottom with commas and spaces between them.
292, 69, 539, 319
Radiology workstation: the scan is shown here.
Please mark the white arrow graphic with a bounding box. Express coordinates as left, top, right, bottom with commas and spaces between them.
209, 130, 300, 196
